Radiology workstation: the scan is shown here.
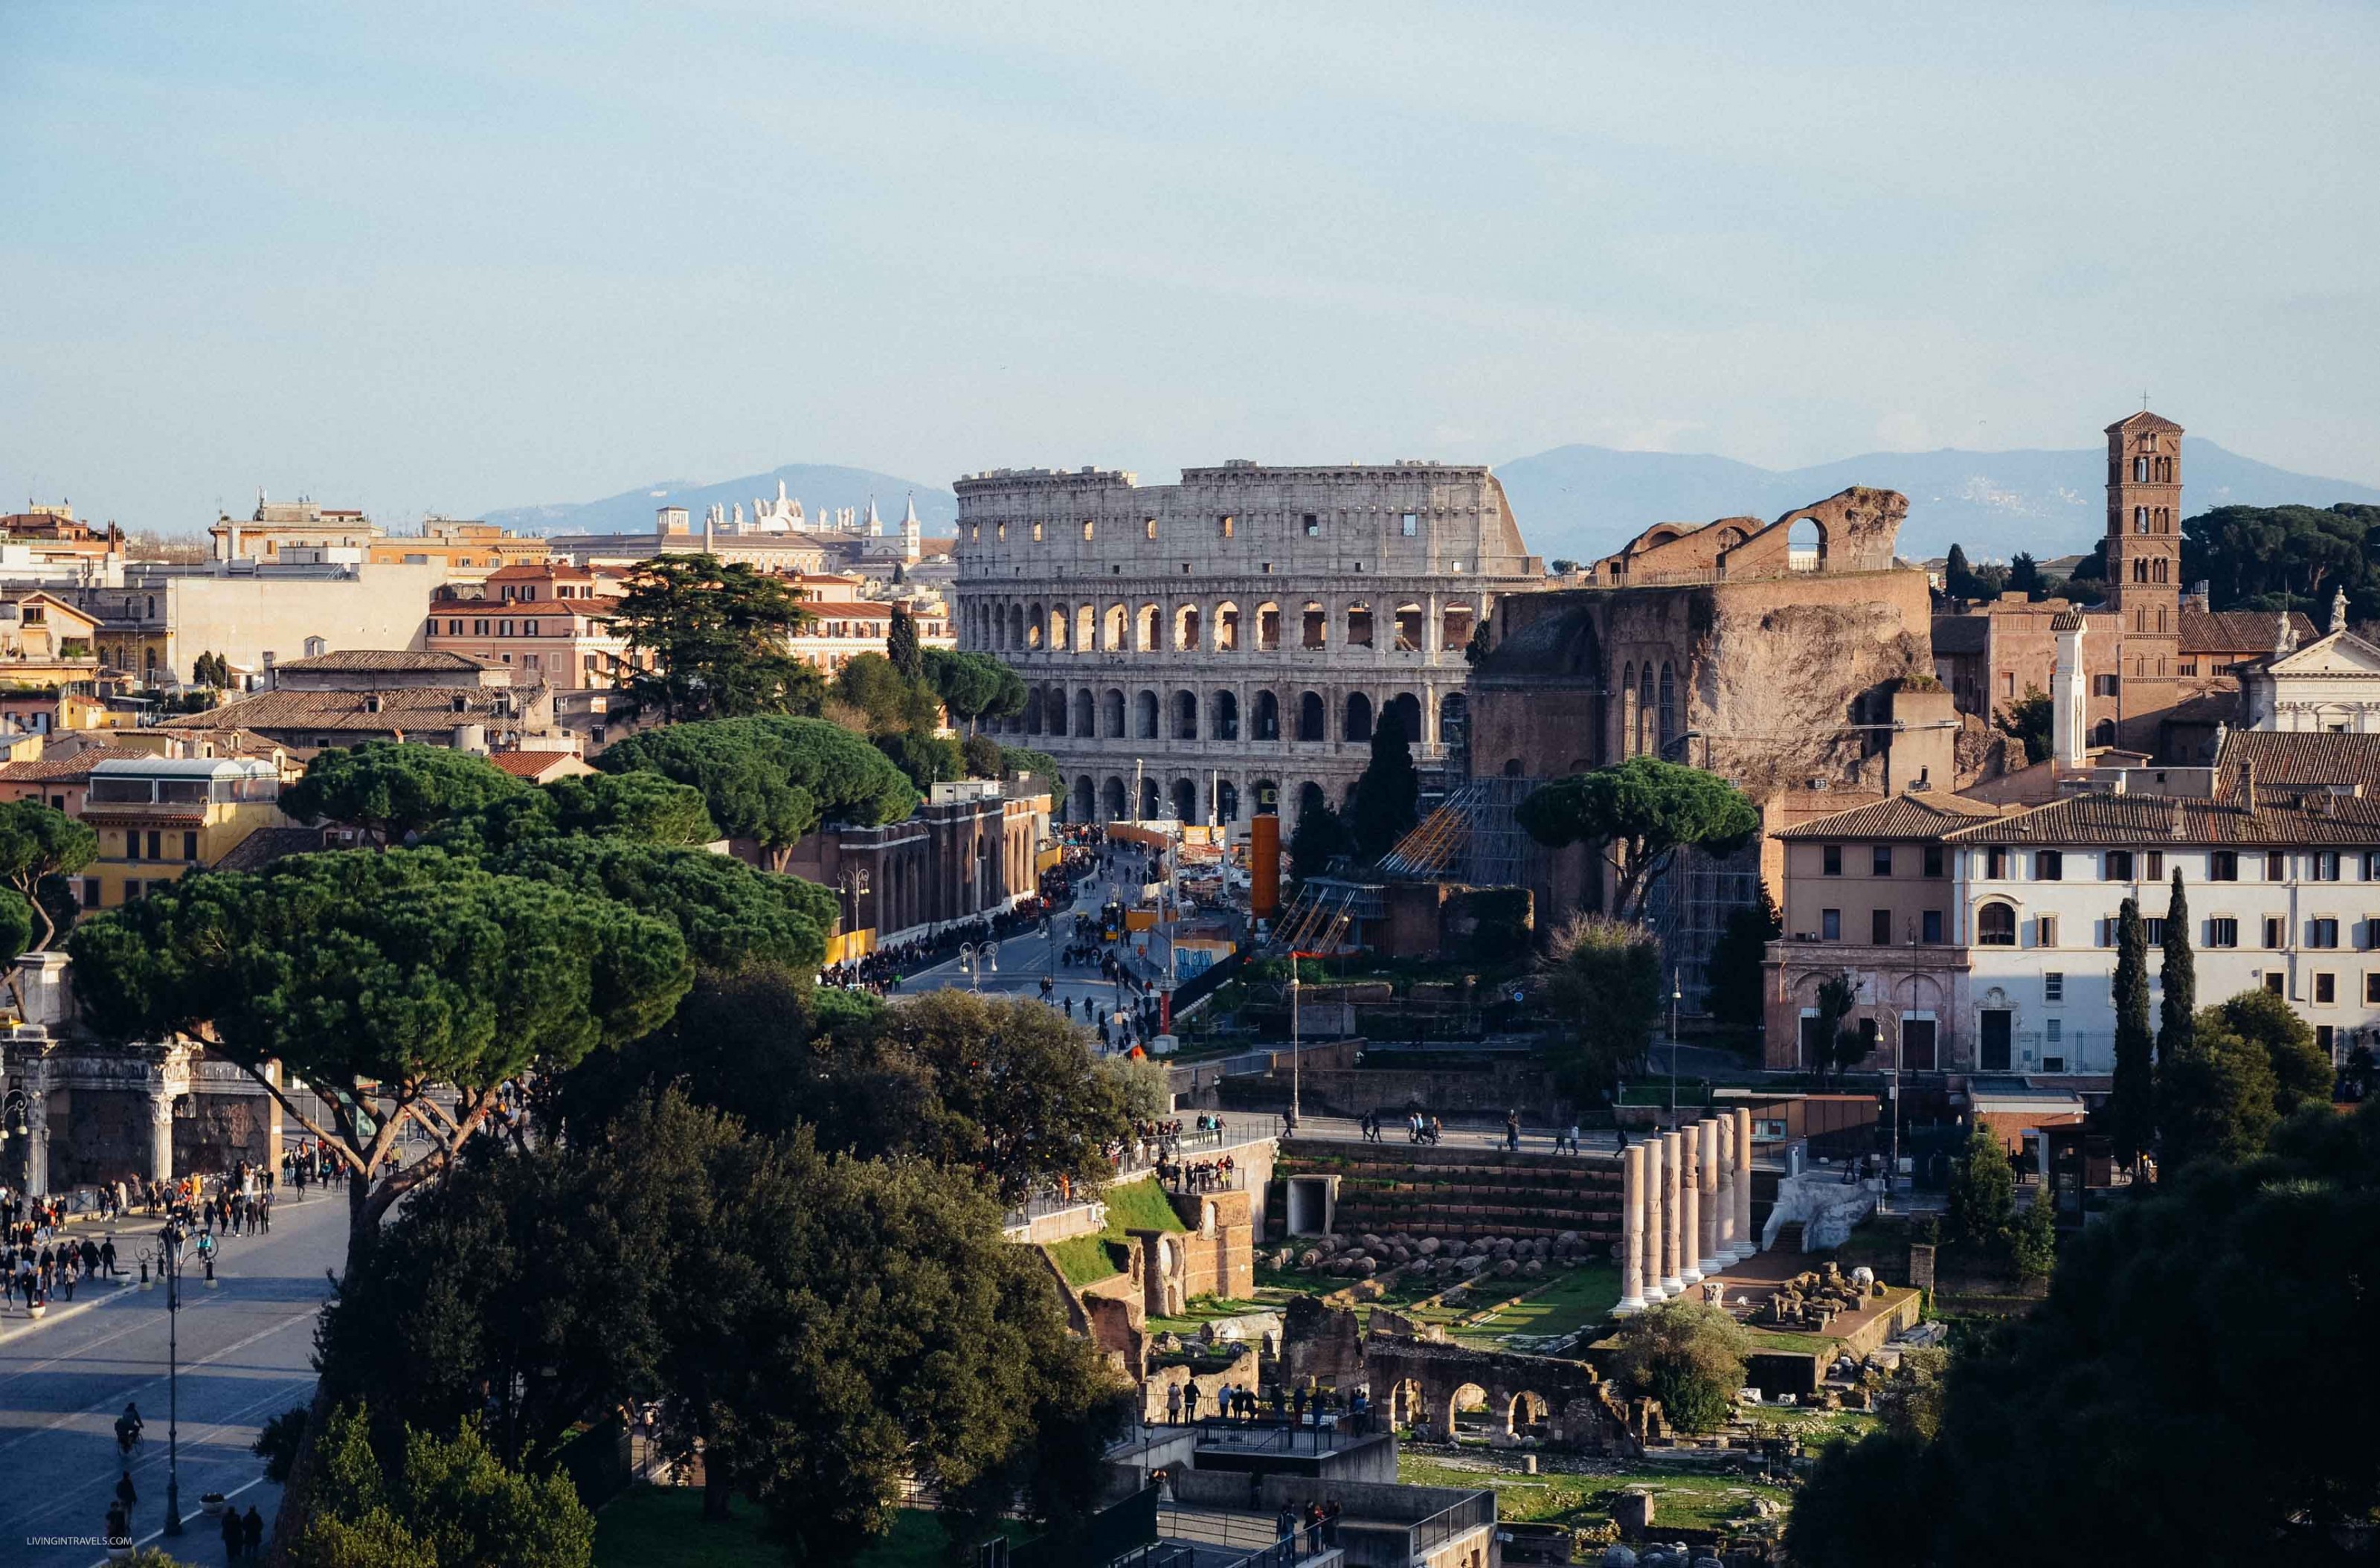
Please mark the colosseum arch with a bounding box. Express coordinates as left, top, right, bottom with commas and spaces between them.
1215, 602, 1241, 652
1009, 604, 1026, 648
1071, 775, 1094, 823
1022, 687, 1043, 735
1253, 690, 1280, 741
1139, 777, 1162, 819
1171, 778, 1196, 823
1256, 602, 1282, 653
1301, 602, 1328, 650
1172, 690, 1199, 740
1101, 775, 1128, 819
1174, 604, 1200, 652
1297, 691, 1326, 742
1383, 691, 1421, 745
1345, 601, 1374, 648
1049, 603, 1070, 650
1026, 603, 1043, 649
1044, 685, 1067, 737
1103, 604, 1127, 651
1075, 690, 1096, 736
1394, 603, 1424, 652
1075, 605, 1095, 652
1345, 692, 1374, 742
1136, 603, 1160, 652
1102, 688, 1125, 737
1441, 601, 1474, 653
1135, 690, 1160, 739
1212, 689, 1239, 740
1296, 780, 1326, 824
1216, 780, 1239, 822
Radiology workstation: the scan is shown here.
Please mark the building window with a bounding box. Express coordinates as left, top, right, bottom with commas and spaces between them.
1031, 522, 1044, 542
1923, 845, 1944, 878
2210, 850, 2239, 881
1081, 520, 1095, 540
2106, 849, 2134, 880
1872, 845, 1893, 876
2144, 850, 2164, 880
2045, 971, 2065, 1002
2314, 972, 2338, 1004
2315, 851, 2342, 881
1303, 514, 1321, 537
2318, 1024, 2336, 1053
1987, 847, 2008, 878
1822, 844, 1842, 876
2210, 917, 2239, 948
2264, 916, 2285, 949
1400, 513, 1419, 536
1218, 515, 1235, 539
1871, 909, 1892, 945
2312, 918, 2341, 948
1978, 902, 2017, 945
1821, 908, 1841, 941
1922, 910, 1943, 944
2265, 973, 2285, 995
2035, 850, 2062, 881
2268, 851, 2288, 880
2094, 674, 2120, 696
2146, 917, 2167, 945
2367, 973, 2380, 1005
2036, 916, 2059, 947
2046, 1018, 2064, 1043
181, 832, 198, 862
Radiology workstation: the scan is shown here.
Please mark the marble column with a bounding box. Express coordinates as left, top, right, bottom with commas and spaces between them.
1641, 1134, 1665, 1301
1678, 1128, 1703, 1288
1714, 1113, 1740, 1263
1697, 1117, 1725, 1276
21, 1090, 49, 1199
149, 1088, 176, 1184
1734, 1106, 1757, 1256
1615, 1143, 1647, 1313
1659, 1130, 1685, 1297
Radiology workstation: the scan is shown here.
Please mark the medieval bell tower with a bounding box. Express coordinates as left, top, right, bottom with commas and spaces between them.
2103, 409, 2186, 750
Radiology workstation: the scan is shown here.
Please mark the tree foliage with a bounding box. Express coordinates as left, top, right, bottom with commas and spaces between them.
1993, 686, 2051, 767
922, 647, 1022, 733
1534, 913, 1664, 1100
0, 798, 94, 949
1517, 757, 1757, 921
610, 554, 822, 722
491, 836, 837, 976
1287, 801, 1347, 884
1609, 1300, 1749, 1434
1944, 1119, 2016, 1252
887, 603, 924, 681
1704, 889, 1781, 1037
1346, 709, 1421, 861
289, 1402, 593, 1568
833, 651, 942, 736
2209, 986, 2334, 1115
441, 768, 721, 854
1788, 1103, 2380, 1568
2158, 1016, 2279, 1173
2181, 502, 2380, 620
2109, 896, 2155, 1166
596, 716, 918, 868
283, 741, 527, 847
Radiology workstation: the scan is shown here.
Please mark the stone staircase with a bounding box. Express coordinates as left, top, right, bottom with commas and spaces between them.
1279, 1140, 1625, 1245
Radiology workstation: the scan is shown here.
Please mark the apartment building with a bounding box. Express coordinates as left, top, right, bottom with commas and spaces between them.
369, 518, 550, 577
425, 562, 631, 690
75, 755, 289, 908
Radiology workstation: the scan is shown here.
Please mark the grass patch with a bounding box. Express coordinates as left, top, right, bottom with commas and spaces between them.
1103, 1175, 1189, 1235
1145, 1297, 1270, 1336
1447, 1265, 1622, 1347
1396, 1454, 1789, 1533
1047, 1233, 1125, 1287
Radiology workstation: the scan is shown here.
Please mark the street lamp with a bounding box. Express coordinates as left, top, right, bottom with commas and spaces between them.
836, 868, 870, 948
138, 1221, 192, 1536
957, 942, 996, 993
1667, 968, 1683, 1129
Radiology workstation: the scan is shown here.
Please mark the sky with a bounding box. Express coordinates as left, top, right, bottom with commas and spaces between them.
4, 1, 2378, 532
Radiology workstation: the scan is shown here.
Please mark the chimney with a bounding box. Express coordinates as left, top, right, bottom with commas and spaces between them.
2243, 759, 2257, 814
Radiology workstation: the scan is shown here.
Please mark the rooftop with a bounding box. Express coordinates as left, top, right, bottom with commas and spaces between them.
274, 649, 494, 674
1772, 792, 2009, 841
1944, 789, 2380, 847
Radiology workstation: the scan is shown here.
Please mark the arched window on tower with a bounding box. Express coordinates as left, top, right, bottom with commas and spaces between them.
1658, 663, 1677, 754
2135, 507, 2149, 533
2135, 456, 2149, 481
1638, 664, 1656, 754
1619, 663, 1637, 755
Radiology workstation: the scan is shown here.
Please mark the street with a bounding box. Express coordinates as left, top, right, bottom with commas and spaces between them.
0, 1188, 347, 1566
901, 856, 1172, 1032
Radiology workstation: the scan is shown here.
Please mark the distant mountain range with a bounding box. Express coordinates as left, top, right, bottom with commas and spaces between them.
482, 463, 959, 538
480, 440, 2380, 565
1491, 438, 2380, 566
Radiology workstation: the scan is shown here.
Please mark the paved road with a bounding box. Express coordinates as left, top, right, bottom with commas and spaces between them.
903, 860, 1172, 1032
0, 1189, 347, 1566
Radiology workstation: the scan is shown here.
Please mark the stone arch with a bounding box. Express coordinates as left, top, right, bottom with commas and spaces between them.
1298, 691, 1326, 742
1658, 662, 1677, 754
1787, 515, 1825, 570
1103, 603, 1128, 651
1393, 601, 1424, 652
1253, 689, 1280, 741
1174, 603, 1200, 652
1102, 688, 1125, 738
1441, 600, 1475, 654
1383, 691, 1421, 746
1102, 775, 1128, 820
1345, 600, 1374, 648
1978, 900, 2018, 945
1438, 690, 1468, 750
1256, 602, 1282, 653
1638, 664, 1655, 755
1071, 775, 1095, 822
1172, 778, 1197, 824
1009, 603, 1026, 648
1136, 690, 1160, 739
2092, 717, 2117, 747
1446, 1382, 1489, 1436
1345, 691, 1374, 743
1022, 687, 1044, 735
1212, 689, 1240, 740
1216, 779, 1240, 823
1172, 690, 1199, 740
1215, 601, 1241, 652
1049, 603, 1070, 650
1026, 602, 1043, 649
1045, 684, 1067, 737
1136, 603, 1160, 652
1301, 600, 1328, 650
1075, 689, 1096, 736
1620, 662, 1637, 755
1509, 1390, 1551, 1438
1075, 604, 1095, 652
1139, 776, 1162, 820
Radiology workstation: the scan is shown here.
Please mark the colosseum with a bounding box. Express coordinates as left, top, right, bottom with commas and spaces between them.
954, 460, 1545, 837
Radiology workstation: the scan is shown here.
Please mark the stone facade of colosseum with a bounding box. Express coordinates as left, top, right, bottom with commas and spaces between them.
954, 460, 1544, 836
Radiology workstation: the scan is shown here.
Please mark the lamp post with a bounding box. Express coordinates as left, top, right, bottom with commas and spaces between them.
139, 1221, 190, 1536
837, 867, 870, 951
957, 942, 996, 993
1667, 968, 1683, 1129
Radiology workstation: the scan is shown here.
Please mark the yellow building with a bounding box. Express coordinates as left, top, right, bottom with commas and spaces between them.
76, 755, 289, 908
369, 518, 551, 577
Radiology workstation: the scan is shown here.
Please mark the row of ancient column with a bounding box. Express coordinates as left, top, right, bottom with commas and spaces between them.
1614, 1107, 1757, 1313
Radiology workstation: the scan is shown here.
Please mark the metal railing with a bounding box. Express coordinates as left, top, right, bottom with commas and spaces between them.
1409, 1490, 1496, 1557
1003, 1117, 1274, 1229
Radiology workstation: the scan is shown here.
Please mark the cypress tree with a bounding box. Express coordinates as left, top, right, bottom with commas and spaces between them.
2158, 869, 2196, 1061
887, 605, 924, 682
2110, 896, 2154, 1166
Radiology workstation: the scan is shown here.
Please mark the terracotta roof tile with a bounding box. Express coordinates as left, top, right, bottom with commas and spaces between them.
0, 745, 152, 782
487, 751, 582, 778
273, 649, 494, 673
2179, 608, 2317, 656
1944, 790, 2380, 847
161, 686, 528, 733
2216, 730, 2380, 791
1772, 794, 2007, 841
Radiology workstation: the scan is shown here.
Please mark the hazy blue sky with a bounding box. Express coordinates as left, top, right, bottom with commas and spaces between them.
5, 1, 2376, 530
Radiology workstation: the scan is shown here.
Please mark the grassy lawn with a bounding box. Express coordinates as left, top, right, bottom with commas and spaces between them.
1146, 1296, 1272, 1336
1445, 1265, 1621, 1348
596, 1488, 1017, 1568
1041, 1175, 1190, 1288
1396, 1454, 1789, 1533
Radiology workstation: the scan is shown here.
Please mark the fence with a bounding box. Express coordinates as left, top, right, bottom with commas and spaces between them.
1409, 1490, 1496, 1558
1003, 1116, 1274, 1229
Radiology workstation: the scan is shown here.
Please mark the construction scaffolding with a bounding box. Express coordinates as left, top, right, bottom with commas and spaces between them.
1640, 839, 1763, 1015
1265, 876, 1374, 956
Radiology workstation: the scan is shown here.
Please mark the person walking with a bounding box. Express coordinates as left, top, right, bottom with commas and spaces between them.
220, 1501, 245, 1564
1166, 1383, 1183, 1425
113, 1468, 137, 1526
242, 1504, 264, 1558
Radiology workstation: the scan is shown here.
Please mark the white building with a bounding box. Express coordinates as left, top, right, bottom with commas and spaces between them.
2239, 591, 2380, 733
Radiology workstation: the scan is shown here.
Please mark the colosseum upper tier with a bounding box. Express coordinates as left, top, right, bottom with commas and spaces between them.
955, 460, 1545, 835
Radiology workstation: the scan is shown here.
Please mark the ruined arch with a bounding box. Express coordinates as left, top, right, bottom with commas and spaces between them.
1101, 775, 1128, 820
1172, 778, 1196, 824
1253, 689, 1280, 740
1298, 690, 1326, 742
1345, 692, 1374, 743
1072, 775, 1095, 822
1172, 690, 1199, 740
1215, 602, 1241, 652
1103, 603, 1128, 651
1174, 604, 1200, 652
1136, 603, 1160, 652
1049, 603, 1070, 650
1212, 689, 1240, 740
1102, 687, 1125, 738
1135, 690, 1160, 739
1075, 689, 1096, 736
1139, 776, 1162, 820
